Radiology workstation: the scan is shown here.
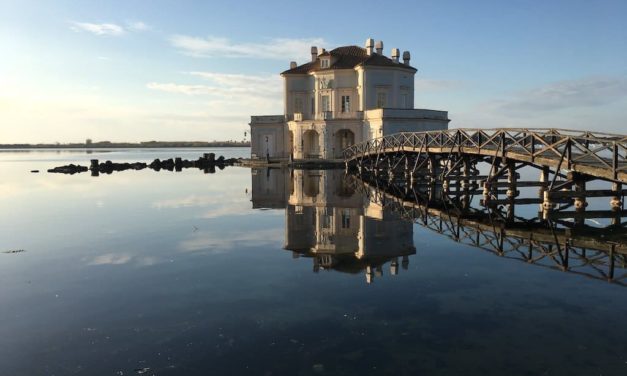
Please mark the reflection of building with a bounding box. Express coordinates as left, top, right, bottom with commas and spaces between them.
251, 168, 415, 283
250, 168, 288, 209
249, 38, 449, 161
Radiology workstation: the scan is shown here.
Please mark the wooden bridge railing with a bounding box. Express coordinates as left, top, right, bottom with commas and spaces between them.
343, 128, 627, 182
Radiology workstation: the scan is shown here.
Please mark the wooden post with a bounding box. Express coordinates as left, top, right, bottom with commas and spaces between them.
542, 190, 554, 211
461, 156, 471, 209
572, 173, 587, 213
506, 160, 517, 199
610, 182, 622, 210
390, 258, 399, 276
539, 166, 549, 198
539, 166, 553, 214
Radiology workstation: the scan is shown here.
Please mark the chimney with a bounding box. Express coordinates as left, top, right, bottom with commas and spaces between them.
290, 61, 297, 69
311, 46, 318, 62
365, 38, 374, 55
402, 51, 411, 65
391, 48, 400, 63
375, 40, 383, 55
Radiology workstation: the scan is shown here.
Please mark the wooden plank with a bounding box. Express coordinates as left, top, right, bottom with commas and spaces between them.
548, 189, 627, 199
547, 210, 627, 219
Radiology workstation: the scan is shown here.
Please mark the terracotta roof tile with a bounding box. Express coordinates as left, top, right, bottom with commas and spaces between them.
281, 45, 416, 75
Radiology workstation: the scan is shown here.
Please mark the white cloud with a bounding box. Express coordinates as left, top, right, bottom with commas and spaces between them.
179, 228, 283, 252
452, 76, 627, 134
147, 71, 282, 98
127, 20, 150, 31
189, 71, 279, 88
70, 20, 150, 36
494, 76, 627, 116
146, 71, 283, 117
146, 83, 214, 96
87, 253, 165, 267
414, 78, 462, 91
70, 22, 125, 36
153, 195, 239, 209
89, 253, 132, 265
169, 35, 326, 61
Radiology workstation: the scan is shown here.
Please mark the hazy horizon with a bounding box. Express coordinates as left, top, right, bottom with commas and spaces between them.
2, 0, 626, 143
0, 138, 250, 145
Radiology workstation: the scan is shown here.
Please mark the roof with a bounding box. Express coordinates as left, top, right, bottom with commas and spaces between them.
281, 45, 417, 75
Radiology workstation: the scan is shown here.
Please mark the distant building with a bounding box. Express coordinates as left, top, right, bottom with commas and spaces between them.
250, 38, 450, 161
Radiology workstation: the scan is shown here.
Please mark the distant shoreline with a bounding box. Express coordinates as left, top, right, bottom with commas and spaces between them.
0, 141, 251, 149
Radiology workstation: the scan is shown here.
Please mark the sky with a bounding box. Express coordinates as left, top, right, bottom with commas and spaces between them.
1, 0, 626, 143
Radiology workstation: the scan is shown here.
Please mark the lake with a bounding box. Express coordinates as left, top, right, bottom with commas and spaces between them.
1, 148, 626, 375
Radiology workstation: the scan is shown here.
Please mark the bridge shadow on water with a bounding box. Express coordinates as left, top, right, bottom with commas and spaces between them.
251, 167, 627, 286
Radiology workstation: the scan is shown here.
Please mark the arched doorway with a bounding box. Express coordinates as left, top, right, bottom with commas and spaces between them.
334, 129, 355, 158
303, 130, 320, 159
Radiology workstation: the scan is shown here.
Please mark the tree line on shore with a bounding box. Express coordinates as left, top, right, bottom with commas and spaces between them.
0, 140, 251, 149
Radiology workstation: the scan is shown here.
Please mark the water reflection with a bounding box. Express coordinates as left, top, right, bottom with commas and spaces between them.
252, 168, 627, 286
252, 168, 415, 283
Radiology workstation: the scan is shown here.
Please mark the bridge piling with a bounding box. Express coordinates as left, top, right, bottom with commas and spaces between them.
506, 160, 518, 199
572, 172, 588, 213
611, 182, 623, 210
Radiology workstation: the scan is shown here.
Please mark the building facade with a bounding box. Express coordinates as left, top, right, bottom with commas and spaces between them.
250, 38, 450, 161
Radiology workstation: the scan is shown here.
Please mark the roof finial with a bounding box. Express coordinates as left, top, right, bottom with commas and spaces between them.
310, 46, 318, 62
365, 38, 374, 56
375, 40, 383, 55
391, 48, 400, 63
402, 51, 411, 65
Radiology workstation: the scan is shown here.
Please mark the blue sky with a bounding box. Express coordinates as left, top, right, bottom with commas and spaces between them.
1, 0, 626, 143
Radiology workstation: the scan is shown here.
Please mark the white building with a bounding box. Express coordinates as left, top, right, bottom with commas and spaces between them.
250, 38, 449, 161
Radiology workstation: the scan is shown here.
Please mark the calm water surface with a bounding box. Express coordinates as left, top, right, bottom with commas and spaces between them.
1, 148, 626, 375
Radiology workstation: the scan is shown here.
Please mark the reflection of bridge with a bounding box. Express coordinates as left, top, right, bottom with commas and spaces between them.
351, 174, 627, 286
344, 129, 627, 214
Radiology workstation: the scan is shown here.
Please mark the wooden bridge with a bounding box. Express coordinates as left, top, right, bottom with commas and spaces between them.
344, 128, 627, 213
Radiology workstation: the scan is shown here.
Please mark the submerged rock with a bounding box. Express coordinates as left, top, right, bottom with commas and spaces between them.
47, 164, 88, 174
48, 154, 239, 175
2, 249, 25, 254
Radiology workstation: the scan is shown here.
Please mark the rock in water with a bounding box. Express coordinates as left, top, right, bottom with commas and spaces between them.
47, 164, 88, 174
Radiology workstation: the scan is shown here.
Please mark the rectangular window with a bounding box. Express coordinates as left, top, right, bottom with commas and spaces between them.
320, 59, 329, 68
294, 97, 303, 113
341, 96, 351, 113
341, 209, 350, 228
311, 97, 315, 114
400, 94, 407, 109
377, 92, 387, 108
321, 95, 330, 112
322, 207, 332, 229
